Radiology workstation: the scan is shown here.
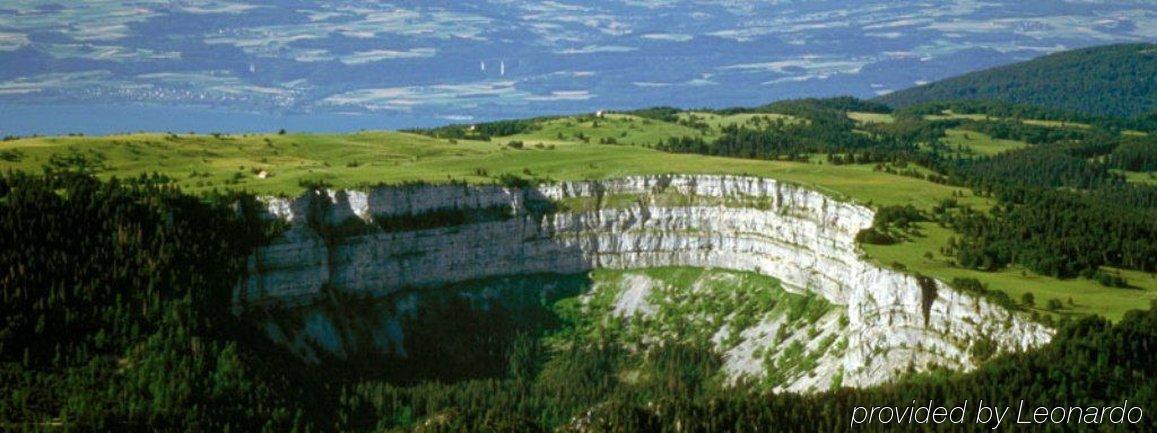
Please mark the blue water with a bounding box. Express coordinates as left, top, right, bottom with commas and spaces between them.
0, 104, 443, 136
1, 1, 1152, 135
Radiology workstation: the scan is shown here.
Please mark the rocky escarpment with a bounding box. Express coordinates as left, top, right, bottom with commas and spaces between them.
241, 175, 1052, 392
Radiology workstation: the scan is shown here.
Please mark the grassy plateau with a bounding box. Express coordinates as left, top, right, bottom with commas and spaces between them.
1, 110, 1152, 321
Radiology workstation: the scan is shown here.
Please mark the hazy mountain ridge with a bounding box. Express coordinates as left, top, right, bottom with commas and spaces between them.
876, 43, 1157, 118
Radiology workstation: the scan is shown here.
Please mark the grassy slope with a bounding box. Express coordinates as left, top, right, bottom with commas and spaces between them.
2, 114, 1152, 320
0, 130, 971, 208
940, 129, 1029, 156
502, 113, 710, 147
676, 112, 800, 129
863, 222, 1156, 322
846, 112, 894, 124
850, 111, 1094, 158
1119, 170, 1157, 185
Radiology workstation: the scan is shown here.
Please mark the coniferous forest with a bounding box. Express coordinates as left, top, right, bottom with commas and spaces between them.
876, 43, 1157, 119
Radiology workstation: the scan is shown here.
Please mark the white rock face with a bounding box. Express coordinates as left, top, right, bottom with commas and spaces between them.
241, 174, 1052, 390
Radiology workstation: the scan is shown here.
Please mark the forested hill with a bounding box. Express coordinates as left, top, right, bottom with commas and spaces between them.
875, 43, 1157, 118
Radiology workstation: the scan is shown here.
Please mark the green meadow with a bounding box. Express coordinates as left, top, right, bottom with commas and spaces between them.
1119, 169, 1157, 185
846, 111, 896, 124
0, 129, 973, 208
676, 111, 801, 129
503, 113, 709, 147
863, 222, 1156, 322
939, 128, 1030, 156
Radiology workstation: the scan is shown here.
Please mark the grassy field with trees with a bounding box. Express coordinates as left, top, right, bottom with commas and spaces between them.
2, 97, 1154, 321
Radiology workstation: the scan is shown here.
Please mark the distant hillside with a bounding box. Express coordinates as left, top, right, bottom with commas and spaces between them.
876, 43, 1157, 118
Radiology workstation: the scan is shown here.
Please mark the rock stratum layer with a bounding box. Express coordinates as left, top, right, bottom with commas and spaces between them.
241, 175, 1051, 392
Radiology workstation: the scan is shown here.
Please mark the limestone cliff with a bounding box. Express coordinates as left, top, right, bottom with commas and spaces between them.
240, 175, 1052, 392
